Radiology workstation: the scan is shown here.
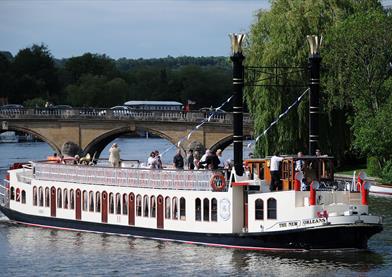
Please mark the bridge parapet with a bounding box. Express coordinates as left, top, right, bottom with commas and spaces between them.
0, 108, 252, 125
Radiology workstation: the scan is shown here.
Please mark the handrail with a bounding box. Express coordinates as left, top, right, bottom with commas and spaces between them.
33, 162, 228, 192
0, 108, 252, 125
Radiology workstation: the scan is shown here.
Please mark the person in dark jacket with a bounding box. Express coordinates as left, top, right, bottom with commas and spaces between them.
201, 150, 220, 170
173, 149, 184, 169
187, 149, 194, 170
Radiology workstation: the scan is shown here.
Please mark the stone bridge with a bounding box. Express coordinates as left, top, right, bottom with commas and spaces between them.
0, 108, 253, 157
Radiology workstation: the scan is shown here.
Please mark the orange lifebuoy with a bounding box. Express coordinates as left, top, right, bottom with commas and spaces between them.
210, 173, 226, 192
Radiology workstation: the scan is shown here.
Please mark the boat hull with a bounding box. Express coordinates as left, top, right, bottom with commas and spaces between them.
369, 184, 392, 196
0, 205, 382, 251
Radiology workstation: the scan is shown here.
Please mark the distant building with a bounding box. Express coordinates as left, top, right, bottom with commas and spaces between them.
123, 101, 183, 111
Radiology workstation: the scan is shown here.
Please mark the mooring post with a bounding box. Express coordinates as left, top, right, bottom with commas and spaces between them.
230, 33, 245, 176
307, 35, 322, 156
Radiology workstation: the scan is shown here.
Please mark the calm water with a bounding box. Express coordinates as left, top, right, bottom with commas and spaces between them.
0, 140, 391, 276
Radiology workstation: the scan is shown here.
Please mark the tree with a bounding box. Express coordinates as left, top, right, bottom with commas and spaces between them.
64, 53, 119, 83
323, 8, 392, 166
11, 44, 59, 103
244, 0, 387, 163
245, 0, 359, 158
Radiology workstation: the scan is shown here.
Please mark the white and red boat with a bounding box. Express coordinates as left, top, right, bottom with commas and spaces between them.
0, 34, 383, 251
369, 184, 392, 196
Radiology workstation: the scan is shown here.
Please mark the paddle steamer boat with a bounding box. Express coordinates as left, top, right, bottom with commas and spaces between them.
0, 34, 383, 251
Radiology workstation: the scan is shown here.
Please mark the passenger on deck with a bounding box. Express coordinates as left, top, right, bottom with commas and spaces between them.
187, 149, 194, 170
147, 152, 156, 169
199, 149, 209, 169
109, 143, 121, 167
216, 149, 224, 168
173, 149, 184, 169
154, 150, 163, 169
202, 150, 220, 170
270, 152, 283, 191
193, 150, 201, 170
295, 152, 305, 173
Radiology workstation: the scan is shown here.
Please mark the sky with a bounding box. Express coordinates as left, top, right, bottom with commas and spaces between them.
0, 0, 270, 59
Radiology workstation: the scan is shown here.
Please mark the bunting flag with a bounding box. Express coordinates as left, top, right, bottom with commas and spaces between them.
247, 88, 310, 149
160, 95, 235, 157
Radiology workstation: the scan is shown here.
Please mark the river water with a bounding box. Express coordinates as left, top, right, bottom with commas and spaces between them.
0, 139, 391, 276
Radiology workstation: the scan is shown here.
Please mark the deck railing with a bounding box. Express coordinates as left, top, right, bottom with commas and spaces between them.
0, 108, 252, 125
33, 163, 228, 191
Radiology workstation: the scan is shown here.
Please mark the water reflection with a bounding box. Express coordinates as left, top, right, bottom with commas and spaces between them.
0, 220, 390, 276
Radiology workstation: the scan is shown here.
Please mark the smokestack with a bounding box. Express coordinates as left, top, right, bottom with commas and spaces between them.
230, 33, 245, 176
307, 35, 322, 156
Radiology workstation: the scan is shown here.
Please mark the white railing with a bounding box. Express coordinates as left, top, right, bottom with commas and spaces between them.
0, 108, 252, 125
33, 163, 227, 191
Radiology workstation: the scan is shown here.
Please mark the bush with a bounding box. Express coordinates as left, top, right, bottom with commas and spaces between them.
367, 156, 382, 177
381, 160, 392, 184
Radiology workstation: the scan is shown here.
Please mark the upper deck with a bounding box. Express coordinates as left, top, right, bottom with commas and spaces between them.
31, 162, 229, 192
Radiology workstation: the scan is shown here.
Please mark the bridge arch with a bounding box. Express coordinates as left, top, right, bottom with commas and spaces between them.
1, 126, 61, 154
83, 126, 179, 159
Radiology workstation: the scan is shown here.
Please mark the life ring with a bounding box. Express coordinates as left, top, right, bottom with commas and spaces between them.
210, 173, 226, 192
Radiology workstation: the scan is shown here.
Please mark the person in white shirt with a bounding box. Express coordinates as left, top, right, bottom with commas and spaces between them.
270, 153, 283, 191
295, 152, 304, 172
147, 152, 156, 169
216, 149, 224, 168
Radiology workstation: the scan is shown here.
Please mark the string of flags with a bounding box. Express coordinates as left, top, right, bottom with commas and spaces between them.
159, 95, 234, 157
247, 88, 310, 149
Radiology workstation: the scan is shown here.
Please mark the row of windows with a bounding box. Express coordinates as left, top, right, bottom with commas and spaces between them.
195, 198, 218, 222
10, 187, 26, 204
255, 198, 277, 220
31, 187, 220, 222
17, 187, 278, 222
32, 186, 189, 220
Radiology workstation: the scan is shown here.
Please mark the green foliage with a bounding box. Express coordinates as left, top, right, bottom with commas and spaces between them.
245, 0, 356, 157
367, 156, 382, 177
381, 160, 392, 184
23, 97, 47, 108
246, 0, 392, 166
324, 9, 392, 164
11, 44, 59, 102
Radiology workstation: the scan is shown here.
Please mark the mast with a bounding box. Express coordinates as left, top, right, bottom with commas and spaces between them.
307, 35, 322, 156
230, 33, 245, 176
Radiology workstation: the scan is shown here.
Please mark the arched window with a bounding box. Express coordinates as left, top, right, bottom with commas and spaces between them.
143, 195, 149, 217
150, 196, 156, 218
180, 197, 186, 220
38, 187, 43, 207
172, 197, 178, 220
136, 194, 142, 216
255, 199, 264, 220
96, 192, 101, 212
211, 198, 217, 222
195, 198, 201, 221
63, 189, 68, 209
267, 198, 277, 219
89, 191, 94, 212
115, 193, 121, 214
122, 193, 128, 215
57, 188, 62, 208
70, 189, 75, 210
82, 190, 88, 211
10, 187, 15, 200
33, 186, 37, 206
109, 193, 114, 214
165, 196, 171, 219
203, 198, 209, 221
15, 188, 20, 202
21, 190, 26, 204
45, 187, 50, 207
